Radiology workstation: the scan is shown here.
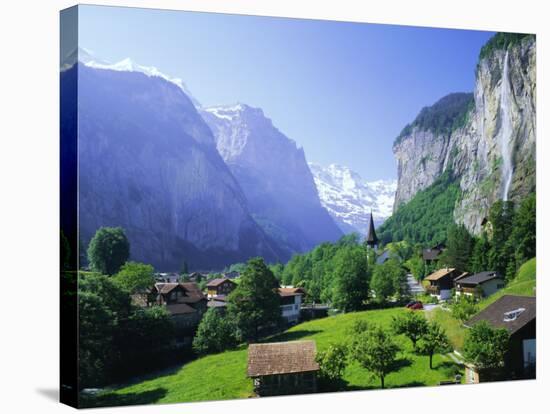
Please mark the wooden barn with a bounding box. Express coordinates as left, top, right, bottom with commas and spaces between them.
247, 341, 319, 396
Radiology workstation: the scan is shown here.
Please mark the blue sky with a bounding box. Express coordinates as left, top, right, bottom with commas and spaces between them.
76, 5, 494, 181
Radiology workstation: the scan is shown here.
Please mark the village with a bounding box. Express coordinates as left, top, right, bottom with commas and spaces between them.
75, 203, 536, 406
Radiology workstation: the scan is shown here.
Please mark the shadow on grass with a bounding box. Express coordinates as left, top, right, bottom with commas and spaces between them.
341, 380, 425, 392
268, 329, 322, 343
390, 356, 413, 371
436, 360, 463, 377
79, 387, 168, 408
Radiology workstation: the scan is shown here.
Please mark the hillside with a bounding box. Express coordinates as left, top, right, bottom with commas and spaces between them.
377, 170, 460, 245
83, 308, 463, 407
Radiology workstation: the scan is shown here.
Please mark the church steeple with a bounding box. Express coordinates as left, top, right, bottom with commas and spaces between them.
366, 211, 378, 248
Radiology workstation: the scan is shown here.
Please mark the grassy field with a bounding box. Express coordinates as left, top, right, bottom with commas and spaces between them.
83, 307, 463, 408
426, 307, 466, 351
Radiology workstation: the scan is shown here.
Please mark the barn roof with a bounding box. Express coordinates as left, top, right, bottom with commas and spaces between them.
206, 278, 235, 288
425, 268, 457, 281
166, 303, 197, 315
247, 341, 319, 377
154, 282, 205, 302
278, 287, 305, 297
423, 248, 442, 261
465, 295, 536, 335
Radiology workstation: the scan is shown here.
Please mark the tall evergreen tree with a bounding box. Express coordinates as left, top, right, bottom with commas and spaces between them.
471, 232, 491, 272
439, 224, 474, 271
487, 201, 515, 276
510, 193, 536, 264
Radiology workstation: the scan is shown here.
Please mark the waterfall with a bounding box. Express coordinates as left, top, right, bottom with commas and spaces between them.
499, 51, 514, 201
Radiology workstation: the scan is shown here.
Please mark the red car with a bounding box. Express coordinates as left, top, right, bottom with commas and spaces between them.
409, 301, 424, 310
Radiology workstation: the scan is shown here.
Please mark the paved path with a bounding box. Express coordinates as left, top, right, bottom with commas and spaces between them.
447, 352, 464, 365
406, 274, 425, 295
423, 303, 441, 312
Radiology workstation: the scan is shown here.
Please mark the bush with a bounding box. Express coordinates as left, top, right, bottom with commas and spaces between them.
316, 343, 348, 390
451, 296, 479, 322
193, 309, 237, 355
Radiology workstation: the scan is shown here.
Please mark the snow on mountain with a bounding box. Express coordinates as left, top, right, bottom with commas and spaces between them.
61, 47, 201, 107
308, 163, 397, 234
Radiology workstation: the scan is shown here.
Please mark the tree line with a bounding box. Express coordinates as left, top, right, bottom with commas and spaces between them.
437, 194, 535, 280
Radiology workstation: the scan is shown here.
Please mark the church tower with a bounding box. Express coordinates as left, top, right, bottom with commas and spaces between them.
365, 211, 378, 249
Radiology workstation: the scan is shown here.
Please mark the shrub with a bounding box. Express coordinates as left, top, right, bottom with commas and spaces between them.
193, 309, 237, 355
451, 296, 479, 322
316, 343, 348, 390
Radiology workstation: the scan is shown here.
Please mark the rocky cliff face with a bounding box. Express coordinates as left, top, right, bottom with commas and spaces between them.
201, 104, 343, 257
67, 64, 282, 271
393, 35, 536, 234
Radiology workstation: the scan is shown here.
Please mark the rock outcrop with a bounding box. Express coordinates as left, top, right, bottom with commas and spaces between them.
393, 35, 535, 234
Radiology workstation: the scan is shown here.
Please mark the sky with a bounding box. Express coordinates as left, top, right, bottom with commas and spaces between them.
74, 5, 494, 181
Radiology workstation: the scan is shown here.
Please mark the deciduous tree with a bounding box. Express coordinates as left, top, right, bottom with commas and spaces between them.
463, 321, 509, 370
87, 227, 130, 275
227, 258, 281, 342
351, 325, 401, 389
331, 246, 370, 311
113, 261, 155, 294
391, 310, 428, 350
417, 321, 451, 369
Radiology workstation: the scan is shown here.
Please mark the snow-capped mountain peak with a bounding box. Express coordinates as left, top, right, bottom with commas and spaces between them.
61, 47, 201, 107
308, 162, 397, 235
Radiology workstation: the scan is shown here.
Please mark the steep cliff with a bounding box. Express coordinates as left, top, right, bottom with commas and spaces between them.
392, 34, 535, 234
201, 104, 343, 257
67, 64, 282, 271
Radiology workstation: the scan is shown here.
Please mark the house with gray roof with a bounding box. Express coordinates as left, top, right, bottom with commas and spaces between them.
465, 295, 536, 380
454, 271, 504, 298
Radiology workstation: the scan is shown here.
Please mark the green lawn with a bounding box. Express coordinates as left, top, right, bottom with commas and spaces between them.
83, 307, 463, 408
426, 308, 466, 351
